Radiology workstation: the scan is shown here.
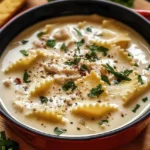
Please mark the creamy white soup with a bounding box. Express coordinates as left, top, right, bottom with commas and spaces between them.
0, 15, 150, 136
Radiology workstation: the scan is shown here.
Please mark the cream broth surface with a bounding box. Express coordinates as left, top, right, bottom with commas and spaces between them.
0, 15, 150, 136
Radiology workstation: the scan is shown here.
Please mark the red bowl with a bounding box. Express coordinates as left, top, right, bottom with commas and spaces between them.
0, 1, 150, 150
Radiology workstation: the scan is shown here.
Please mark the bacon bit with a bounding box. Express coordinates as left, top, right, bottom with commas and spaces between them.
80, 71, 86, 76
73, 65, 79, 69
14, 78, 21, 85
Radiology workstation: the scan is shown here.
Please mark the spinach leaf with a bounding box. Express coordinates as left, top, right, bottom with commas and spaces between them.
61, 43, 68, 53
86, 51, 99, 62
88, 44, 109, 56
54, 127, 67, 136
75, 39, 85, 53
20, 50, 28, 56
64, 57, 81, 66
46, 39, 56, 48
40, 96, 48, 104
80, 64, 89, 72
88, 84, 104, 98
102, 63, 132, 81
99, 120, 109, 125
74, 28, 82, 37
101, 75, 111, 85
62, 81, 77, 91
138, 75, 144, 85
86, 27, 92, 32
23, 71, 31, 83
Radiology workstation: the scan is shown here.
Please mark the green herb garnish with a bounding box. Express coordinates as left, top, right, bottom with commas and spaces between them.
146, 64, 150, 71
86, 27, 92, 32
86, 51, 99, 62
0, 131, 20, 150
142, 97, 148, 103
64, 57, 81, 66
99, 120, 109, 126
62, 81, 77, 91
20, 50, 28, 56
110, 0, 134, 8
80, 64, 89, 72
138, 75, 144, 85
40, 96, 48, 104
46, 39, 56, 48
88, 84, 104, 98
88, 44, 109, 56
61, 43, 68, 53
23, 71, 31, 83
101, 75, 111, 85
20, 40, 28, 45
132, 104, 140, 113
134, 63, 139, 67
74, 28, 82, 37
102, 63, 132, 81
54, 127, 67, 136
37, 31, 45, 38
75, 39, 85, 53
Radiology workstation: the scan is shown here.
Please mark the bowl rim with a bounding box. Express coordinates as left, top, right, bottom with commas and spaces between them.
0, 0, 150, 141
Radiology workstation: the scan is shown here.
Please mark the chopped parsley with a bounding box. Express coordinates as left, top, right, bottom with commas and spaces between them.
23, 71, 31, 83
37, 31, 45, 37
0, 131, 19, 150
20, 50, 28, 56
132, 104, 140, 113
101, 75, 111, 85
102, 63, 133, 81
138, 75, 144, 85
110, 0, 134, 8
62, 81, 77, 91
88, 44, 109, 56
128, 52, 133, 57
86, 27, 92, 32
142, 97, 148, 103
80, 64, 89, 72
88, 84, 104, 98
74, 28, 82, 37
86, 51, 99, 62
64, 57, 81, 66
145, 64, 150, 71
99, 120, 109, 125
54, 127, 67, 136
61, 43, 68, 53
46, 39, 56, 48
39, 96, 48, 104
20, 40, 28, 45
75, 39, 85, 53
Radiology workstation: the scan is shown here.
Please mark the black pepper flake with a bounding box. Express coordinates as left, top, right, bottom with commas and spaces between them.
121, 114, 124, 117
77, 127, 80, 130
70, 122, 73, 124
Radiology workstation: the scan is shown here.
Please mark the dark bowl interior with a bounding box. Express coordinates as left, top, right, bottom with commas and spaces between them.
0, 0, 150, 140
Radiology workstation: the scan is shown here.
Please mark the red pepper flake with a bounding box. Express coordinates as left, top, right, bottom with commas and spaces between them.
73, 65, 79, 69
80, 71, 86, 76
14, 78, 21, 85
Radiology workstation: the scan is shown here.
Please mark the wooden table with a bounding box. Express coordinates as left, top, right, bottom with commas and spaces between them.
0, 0, 150, 150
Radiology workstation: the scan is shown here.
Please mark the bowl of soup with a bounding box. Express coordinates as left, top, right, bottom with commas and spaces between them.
0, 0, 150, 149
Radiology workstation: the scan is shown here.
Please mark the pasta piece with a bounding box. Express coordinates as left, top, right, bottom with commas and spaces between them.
71, 103, 118, 118
29, 78, 54, 97
119, 48, 135, 66
27, 110, 65, 123
101, 19, 131, 48
108, 73, 139, 98
78, 21, 87, 29
122, 81, 150, 105
90, 40, 111, 49
75, 70, 108, 97
4, 53, 38, 73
